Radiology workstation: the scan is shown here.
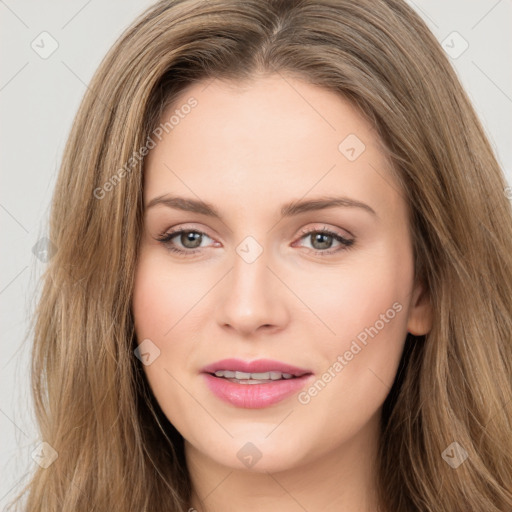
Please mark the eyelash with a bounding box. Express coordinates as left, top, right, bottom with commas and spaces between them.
156, 226, 355, 258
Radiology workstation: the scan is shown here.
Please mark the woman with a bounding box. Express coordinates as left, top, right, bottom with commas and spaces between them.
10, 0, 512, 510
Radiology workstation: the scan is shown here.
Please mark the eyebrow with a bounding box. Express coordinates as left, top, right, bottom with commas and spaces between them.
146, 194, 378, 219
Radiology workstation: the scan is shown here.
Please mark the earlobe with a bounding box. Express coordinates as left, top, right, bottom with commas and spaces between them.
407, 281, 433, 336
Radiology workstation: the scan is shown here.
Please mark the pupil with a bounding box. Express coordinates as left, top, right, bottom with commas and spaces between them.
312, 233, 332, 250
182, 231, 201, 248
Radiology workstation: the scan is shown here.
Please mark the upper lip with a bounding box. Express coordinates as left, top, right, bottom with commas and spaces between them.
201, 358, 312, 377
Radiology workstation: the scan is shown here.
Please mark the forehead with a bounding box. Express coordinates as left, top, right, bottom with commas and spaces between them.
143, 75, 404, 223
153, 74, 377, 157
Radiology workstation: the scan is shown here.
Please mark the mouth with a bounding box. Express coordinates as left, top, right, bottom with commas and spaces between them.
209, 369, 299, 384
201, 358, 314, 408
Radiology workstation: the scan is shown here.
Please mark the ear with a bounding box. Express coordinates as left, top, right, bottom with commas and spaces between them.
407, 280, 433, 335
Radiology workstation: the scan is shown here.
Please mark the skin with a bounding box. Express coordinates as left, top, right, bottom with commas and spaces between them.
132, 73, 432, 512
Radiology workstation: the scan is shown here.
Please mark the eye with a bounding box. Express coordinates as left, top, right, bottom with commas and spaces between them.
294, 226, 354, 255
156, 228, 215, 257
156, 225, 354, 257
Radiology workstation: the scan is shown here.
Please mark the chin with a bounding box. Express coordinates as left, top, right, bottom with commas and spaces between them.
186, 429, 312, 473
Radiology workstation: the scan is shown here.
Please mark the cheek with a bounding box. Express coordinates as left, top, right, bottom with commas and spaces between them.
294, 240, 413, 427
296, 239, 413, 352
132, 249, 207, 343
131, 252, 202, 427
131, 251, 193, 374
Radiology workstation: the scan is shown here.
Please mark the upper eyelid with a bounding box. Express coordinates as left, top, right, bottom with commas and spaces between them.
298, 224, 354, 239
164, 224, 215, 240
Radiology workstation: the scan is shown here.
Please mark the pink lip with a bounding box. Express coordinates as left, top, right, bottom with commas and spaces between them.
201, 358, 314, 409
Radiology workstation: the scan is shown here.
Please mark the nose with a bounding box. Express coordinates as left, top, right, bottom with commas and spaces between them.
216, 246, 290, 337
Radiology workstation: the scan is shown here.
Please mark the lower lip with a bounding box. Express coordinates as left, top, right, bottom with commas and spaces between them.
202, 373, 313, 409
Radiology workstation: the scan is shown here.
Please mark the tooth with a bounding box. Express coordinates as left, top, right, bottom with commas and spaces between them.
220, 370, 236, 378
251, 372, 271, 379
214, 369, 296, 381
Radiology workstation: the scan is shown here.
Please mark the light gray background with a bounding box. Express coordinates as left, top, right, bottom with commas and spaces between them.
1, 0, 511, 507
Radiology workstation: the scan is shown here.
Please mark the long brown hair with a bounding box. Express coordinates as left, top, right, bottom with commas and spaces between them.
9, 0, 512, 510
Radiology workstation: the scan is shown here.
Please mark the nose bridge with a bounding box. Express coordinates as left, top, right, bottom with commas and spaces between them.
217, 236, 288, 334
231, 241, 274, 311
232, 242, 270, 297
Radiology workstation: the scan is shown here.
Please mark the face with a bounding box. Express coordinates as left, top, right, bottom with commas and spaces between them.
132, 74, 432, 473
